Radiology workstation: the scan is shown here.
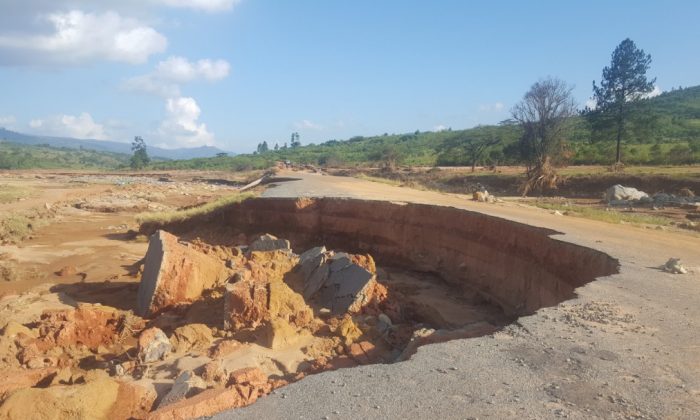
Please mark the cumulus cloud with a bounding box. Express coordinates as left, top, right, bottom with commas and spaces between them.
0, 115, 16, 128
643, 85, 663, 99
27, 113, 107, 140
293, 120, 323, 131
153, 0, 241, 12
123, 56, 230, 96
157, 96, 214, 147
0, 10, 167, 65
433, 124, 447, 132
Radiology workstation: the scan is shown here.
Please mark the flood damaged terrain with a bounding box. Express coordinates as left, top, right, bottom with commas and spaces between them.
0, 172, 621, 419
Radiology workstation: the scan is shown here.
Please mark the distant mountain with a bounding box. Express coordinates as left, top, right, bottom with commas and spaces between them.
0, 128, 232, 160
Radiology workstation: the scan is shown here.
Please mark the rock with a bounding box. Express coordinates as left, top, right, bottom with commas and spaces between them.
136, 230, 229, 317
55, 266, 77, 277
248, 234, 291, 252
109, 380, 157, 420
208, 339, 242, 359
0, 377, 119, 420
171, 324, 214, 354
337, 316, 362, 345
604, 185, 649, 202
553, 210, 563, 216
662, 258, 688, 274
227, 367, 267, 387
224, 263, 312, 331
320, 263, 377, 315
31, 305, 130, 355
376, 313, 393, 334
201, 361, 227, 386
146, 388, 252, 420
138, 327, 172, 363
262, 318, 304, 350
224, 278, 269, 330
473, 191, 489, 202
678, 187, 695, 198
158, 370, 208, 408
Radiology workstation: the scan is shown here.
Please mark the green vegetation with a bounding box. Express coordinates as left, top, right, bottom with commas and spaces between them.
0, 185, 33, 204
148, 85, 700, 172
0, 141, 130, 169
531, 201, 673, 227
130, 136, 151, 170
591, 38, 656, 164
136, 192, 254, 226
0, 214, 34, 243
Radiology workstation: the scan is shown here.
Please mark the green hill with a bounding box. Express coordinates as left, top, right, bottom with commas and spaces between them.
0, 141, 131, 169
152, 86, 700, 171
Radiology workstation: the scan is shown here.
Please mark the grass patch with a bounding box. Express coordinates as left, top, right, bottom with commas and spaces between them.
137, 192, 255, 226
0, 185, 34, 204
355, 173, 403, 187
531, 202, 673, 226
0, 214, 34, 243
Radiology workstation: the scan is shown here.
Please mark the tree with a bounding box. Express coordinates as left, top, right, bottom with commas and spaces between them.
130, 136, 150, 170
216, 152, 228, 158
274, 143, 279, 151
592, 38, 656, 165
290, 132, 301, 148
511, 77, 576, 196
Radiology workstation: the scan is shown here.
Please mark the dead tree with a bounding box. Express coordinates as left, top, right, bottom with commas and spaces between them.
512, 77, 576, 196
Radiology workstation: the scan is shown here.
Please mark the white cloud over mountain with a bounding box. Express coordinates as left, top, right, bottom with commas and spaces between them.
28, 113, 107, 140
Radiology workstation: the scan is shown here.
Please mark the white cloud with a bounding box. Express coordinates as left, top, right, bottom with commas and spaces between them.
433, 124, 447, 132
123, 56, 230, 97
0, 10, 167, 65
643, 85, 663, 99
154, 0, 241, 12
293, 120, 323, 131
585, 98, 597, 110
0, 115, 16, 128
478, 102, 505, 112
27, 112, 108, 140
157, 96, 214, 147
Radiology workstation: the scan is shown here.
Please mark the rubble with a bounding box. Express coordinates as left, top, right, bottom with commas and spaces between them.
157, 371, 208, 408
662, 258, 688, 274
605, 185, 649, 202
136, 230, 229, 317
248, 233, 291, 252
138, 327, 172, 363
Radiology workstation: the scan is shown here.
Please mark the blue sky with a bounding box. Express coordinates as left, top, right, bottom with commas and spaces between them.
0, 0, 698, 153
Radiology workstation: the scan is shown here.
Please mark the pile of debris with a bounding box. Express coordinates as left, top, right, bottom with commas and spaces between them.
604, 184, 699, 208
1, 231, 460, 419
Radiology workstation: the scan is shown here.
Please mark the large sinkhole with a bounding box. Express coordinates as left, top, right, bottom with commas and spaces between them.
0, 197, 622, 418
137, 196, 619, 374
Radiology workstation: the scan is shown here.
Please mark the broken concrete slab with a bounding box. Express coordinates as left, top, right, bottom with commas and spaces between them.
320, 263, 376, 315
157, 370, 208, 408
136, 230, 229, 317
248, 234, 291, 252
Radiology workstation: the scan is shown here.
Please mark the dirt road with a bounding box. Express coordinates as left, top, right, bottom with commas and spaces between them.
211, 171, 700, 419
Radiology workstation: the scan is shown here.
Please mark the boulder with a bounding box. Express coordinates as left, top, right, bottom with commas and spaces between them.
224, 261, 312, 331
208, 339, 242, 359
262, 318, 303, 350
109, 380, 157, 420
136, 230, 229, 317
248, 234, 291, 252
157, 370, 208, 408
320, 263, 377, 315
170, 324, 214, 354
146, 388, 250, 420
138, 327, 172, 363
604, 185, 649, 202
223, 278, 268, 330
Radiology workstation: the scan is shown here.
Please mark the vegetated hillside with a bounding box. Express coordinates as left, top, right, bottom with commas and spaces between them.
0, 141, 131, 169
0, 128, 230, 160
152, 85, 700, 171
